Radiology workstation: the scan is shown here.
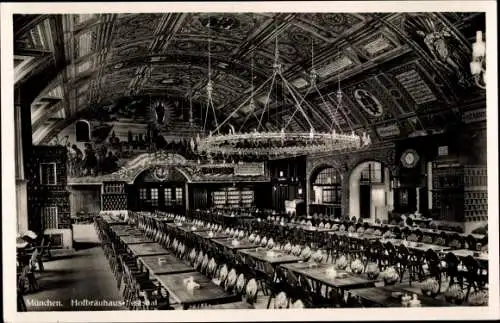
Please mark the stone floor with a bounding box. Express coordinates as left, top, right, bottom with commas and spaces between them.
20, 224, 469, 311
22, 224, 126, 311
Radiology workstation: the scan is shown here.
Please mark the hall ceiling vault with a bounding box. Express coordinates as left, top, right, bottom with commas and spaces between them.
13, 12, 486, 145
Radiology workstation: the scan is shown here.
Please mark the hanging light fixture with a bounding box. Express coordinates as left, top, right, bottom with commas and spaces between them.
195, 30, 369, 158
470, 30, 486, 89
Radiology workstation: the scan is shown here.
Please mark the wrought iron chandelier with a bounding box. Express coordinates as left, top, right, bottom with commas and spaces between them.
195, 30, 370, 158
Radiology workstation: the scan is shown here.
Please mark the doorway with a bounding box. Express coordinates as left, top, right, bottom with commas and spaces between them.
349, 161, 389, 221
359, 184, 371, 219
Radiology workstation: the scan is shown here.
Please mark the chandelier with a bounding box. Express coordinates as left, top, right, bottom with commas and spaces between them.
470, 30, 486, 89
195, 32, 370, 158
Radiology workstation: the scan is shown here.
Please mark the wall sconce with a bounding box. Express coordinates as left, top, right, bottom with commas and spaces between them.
470, 30, 486, 89
279, 171, 284, 177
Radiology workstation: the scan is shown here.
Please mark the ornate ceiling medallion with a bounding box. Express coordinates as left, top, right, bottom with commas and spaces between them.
200, 15, 240, 31
354, 89, 383, 117
401, 149, 419, 168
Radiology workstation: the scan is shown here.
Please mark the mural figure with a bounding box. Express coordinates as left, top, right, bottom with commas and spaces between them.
155, 103, 166, 124
101, 151, 119, 174
68, 144, 84, 177
83, 143, 98, 176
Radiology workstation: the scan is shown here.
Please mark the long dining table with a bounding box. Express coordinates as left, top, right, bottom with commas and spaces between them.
120, 235, 156, 245
380, 238, 451, 253
127, 243, 171, 257
239, 247, 303, 266
139, 254, 194, 275
350, 285, 452, 307
154, 271, 241, 310
281, 262, 378, 299
212, 237, 257, 250
192, 231, 230, 239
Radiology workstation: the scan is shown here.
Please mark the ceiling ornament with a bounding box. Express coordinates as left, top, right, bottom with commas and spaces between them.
354, 89, 384, 117
195, 35, 370, 159
153, 165, 170, 181
403, 14, 472, 88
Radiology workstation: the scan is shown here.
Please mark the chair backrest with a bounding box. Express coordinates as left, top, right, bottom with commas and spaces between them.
245, 278, 258, 304
226, 268, 238, 290
219, 264, 229, 282
443, 252, 460, 276
275, 291, 288, 309
236, 273, 246, 294
465, 235, 477, 250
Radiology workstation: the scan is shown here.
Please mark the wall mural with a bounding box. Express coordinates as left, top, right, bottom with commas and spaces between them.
50, 96, 202, 178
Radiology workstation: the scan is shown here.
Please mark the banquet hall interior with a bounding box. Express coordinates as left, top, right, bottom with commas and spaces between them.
13, 12, 490, 311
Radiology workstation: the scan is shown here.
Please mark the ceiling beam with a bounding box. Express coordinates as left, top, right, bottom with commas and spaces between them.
14, 14, 49, 38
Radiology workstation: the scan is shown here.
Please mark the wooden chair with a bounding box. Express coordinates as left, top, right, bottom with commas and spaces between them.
443, 252, 461, 286
460, 255, 488, 300
423, 249, 444, 293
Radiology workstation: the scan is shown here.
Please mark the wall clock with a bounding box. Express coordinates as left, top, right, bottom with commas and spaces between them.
401, 149, 419, 168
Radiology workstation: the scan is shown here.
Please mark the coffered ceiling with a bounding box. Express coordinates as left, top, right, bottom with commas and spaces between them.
13, 12, 486, 145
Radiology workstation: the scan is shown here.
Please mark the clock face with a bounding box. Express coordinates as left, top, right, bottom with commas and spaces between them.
401, 149, 419, 168
405, 153, 415, 165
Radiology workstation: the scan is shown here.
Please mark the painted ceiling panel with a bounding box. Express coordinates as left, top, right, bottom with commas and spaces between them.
13, 12, 485, 145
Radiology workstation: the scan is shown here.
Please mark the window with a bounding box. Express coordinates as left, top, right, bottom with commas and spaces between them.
151, 188, 159, 206
438, 146, 449, 156
360, 162, 382, 184
40, 163, 57, 185
314, 168, 341, 185
139, 188, 147, 200
312, 167, 342, 205
174, 188, 183, 204
322, 188, 342, 204
164, 188, 172, 205
42, 206, 58, 230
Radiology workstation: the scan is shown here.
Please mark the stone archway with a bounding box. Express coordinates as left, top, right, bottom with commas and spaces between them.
309, 164, 344, 217
306, 161, 342, 216
347, 159, 393, 222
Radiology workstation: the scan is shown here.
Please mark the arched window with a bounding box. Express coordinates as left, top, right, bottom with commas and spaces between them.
359, 161, 383, 184
312, 167, 342, 204
75, 120, 91, 142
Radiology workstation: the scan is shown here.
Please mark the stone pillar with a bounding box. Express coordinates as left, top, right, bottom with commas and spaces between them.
415, 187, 421, 214
385, 167, 394, 211
185, 182, 190, 214
427, 162, 433, 210
15, 105, 29, 233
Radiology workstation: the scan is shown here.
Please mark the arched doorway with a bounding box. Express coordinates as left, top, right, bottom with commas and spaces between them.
309, 166, 343, 218
130, 166, 189, 213
349, 161, 393, 222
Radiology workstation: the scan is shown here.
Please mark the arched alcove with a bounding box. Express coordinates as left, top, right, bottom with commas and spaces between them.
75, 120, 91, 142
130, 166, 189, 213
348, 160, 393, 222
